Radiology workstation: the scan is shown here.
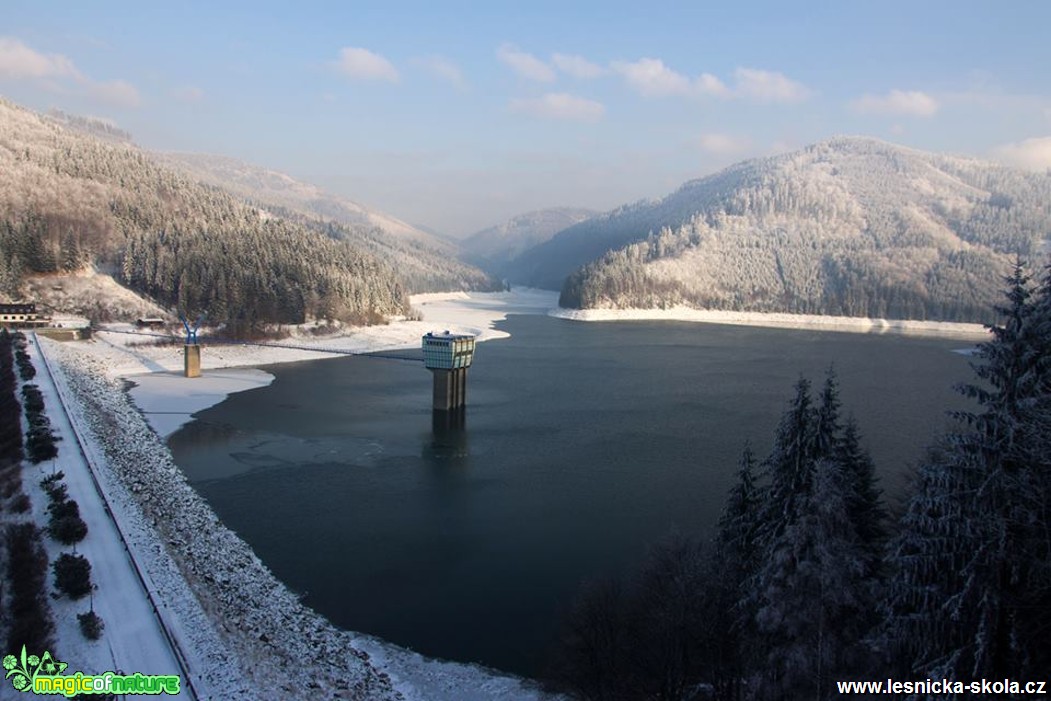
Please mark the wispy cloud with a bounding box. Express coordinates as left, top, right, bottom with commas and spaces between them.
0, 36, 80, 79
696, 132, 752, 155
990, 136, 1051, 171
611, 58, 807, 103
0, 36, 141, 108
497, 44, 555, 82
334, 47, 399, 82
552, 53, 605, 79
733, 68, 809, 103
415, 55, 467, 90
850, 89, 939, 117
611, 57, 724, 98
87, 79, 140, 108
509, 92, 605, 121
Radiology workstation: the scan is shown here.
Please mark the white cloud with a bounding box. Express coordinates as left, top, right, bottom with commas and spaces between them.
509, 92, 605, 122
611, 57, 693, 97
611, 59, 810, 103
697, 73, 731, 98
551, 53, 604, 79
696, 133, 751, 155
850, 89, 939, 117
991, 136, 1051, 171
417, 55, 466, 89
0, 37, 81, 79
87, 79, 140, 108
0, 36, 142, 108
334, 47, 399, 82
497, 44, 555, 82
733, 68, 809, 103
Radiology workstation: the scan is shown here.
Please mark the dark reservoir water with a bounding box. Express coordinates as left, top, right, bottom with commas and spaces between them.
168, 315, 975, 677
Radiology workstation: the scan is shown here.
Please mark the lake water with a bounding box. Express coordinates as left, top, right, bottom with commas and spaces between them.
167, 314, 975, 677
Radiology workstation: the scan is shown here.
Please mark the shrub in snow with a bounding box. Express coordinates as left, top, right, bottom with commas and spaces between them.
39, 471, 65, 490
48, 498, 88, 545
48, 512, 88, 545
11, 493, 31, 513
53, 553, 92, 599
42, 480, 68, 502
77, 610, 105, 640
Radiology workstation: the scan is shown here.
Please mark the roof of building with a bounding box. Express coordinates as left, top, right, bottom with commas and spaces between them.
423, 331, 476, 341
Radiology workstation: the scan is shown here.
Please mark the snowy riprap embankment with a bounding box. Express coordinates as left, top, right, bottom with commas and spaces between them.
43, 340, 401, 700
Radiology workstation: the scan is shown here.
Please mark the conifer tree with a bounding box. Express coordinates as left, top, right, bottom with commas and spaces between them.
750, 373, 881, 699
814, 366, 842, 460
838, 416, 887, 578
757, 378, 816, 545
712, 446, 761, 701
885, 260, 1051, 679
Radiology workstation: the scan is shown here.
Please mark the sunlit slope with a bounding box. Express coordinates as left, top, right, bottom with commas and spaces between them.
0, 98, 408, 331
512, 137, 1051, 323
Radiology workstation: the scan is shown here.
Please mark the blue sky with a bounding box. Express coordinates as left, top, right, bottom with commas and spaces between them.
2, 1, 1050, 236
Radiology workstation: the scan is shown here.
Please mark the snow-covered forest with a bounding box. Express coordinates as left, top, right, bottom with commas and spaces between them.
0, 99, 497, 334
547, 138, 1051, 323
151, 151, 501, 295
545, 262, 1051, 700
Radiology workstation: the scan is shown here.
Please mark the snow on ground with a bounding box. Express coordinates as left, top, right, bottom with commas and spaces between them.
354, 636, 551, 701
550, 304, 991, 339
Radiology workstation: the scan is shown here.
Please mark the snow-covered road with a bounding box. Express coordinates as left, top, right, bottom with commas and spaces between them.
26, 334, 196, 698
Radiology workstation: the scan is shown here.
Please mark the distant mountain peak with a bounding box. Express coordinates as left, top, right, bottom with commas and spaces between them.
460, 206, 598, 274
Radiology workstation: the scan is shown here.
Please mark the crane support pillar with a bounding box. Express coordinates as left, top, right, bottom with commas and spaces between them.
184, 344, 201, 378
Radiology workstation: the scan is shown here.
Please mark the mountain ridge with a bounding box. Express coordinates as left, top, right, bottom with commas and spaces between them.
153, 151, 499, 294
546, 136, 1051, 323
0, 97, 410, 332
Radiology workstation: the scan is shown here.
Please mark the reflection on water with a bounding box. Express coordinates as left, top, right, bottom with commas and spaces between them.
427, 408, 469, 463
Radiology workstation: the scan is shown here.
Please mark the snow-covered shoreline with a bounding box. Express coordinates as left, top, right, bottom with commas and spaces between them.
104, 288, 558, 438
550, 305, 991, 339
107, 288, 988, 439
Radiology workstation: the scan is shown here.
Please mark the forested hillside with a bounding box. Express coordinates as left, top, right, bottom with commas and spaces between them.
542, 138, 1051, 323
155, 152, 500, 294
0, 98, 409, 333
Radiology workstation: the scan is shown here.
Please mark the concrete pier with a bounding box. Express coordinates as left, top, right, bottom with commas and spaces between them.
184, 344, 201, 378
432, 368, 468, 411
